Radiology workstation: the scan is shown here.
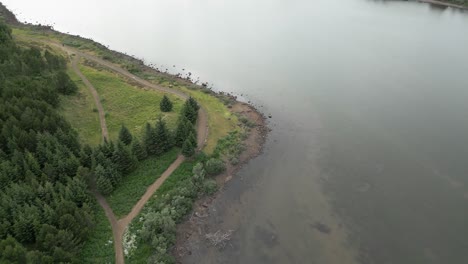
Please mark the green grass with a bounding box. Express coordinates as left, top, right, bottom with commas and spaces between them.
60, 66, 102, 146
79, 64, 184, 142
107, 148, 180, 218
125, 158, 200, 263
79, 204, 115, 264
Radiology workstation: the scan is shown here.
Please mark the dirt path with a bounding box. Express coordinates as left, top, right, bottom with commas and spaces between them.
60, 43, 208, 263
70, 54, 109, 141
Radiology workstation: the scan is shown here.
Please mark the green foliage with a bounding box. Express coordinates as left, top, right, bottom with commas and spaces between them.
55, 70, 78, 95
112, 141, 138, 174
96, 172, 113, 195
128, 157, 213, 262
143, 122, 158, 156
160, 95, 173, 112
0, 236, 27, 263
203, 179, 218, 195
0, 22, 94, 262
174, 115, 188, 147
188, 130, 197, 149
106, 149, 179, 217
181, 98, 198, 124
181, 138, 195, 157
205, 158, 226, 176
118, 124, 133, 145
131, 138, 147, 161
192, 163, 206, 189
154, 117, 172, 155
213, 130, 245, 161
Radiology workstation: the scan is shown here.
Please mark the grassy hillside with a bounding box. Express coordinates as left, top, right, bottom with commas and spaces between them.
78, 63, 183, 143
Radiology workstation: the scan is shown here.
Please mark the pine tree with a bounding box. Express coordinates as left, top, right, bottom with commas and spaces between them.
79, 145, 93, 168
154, 117, 171, 155
143, 123, 158, 156
182, 138, 194, 157
118, 125, 133, 145
187, 96, 200, 111
112, 141, 138, 174
96, 174, 113, 195
174, 116, 189, 147
181, 101, 197, 124
131, 138, 147, 161
55, 71, 77, 95
188, 131, 197, 149
159, 95, 173, 112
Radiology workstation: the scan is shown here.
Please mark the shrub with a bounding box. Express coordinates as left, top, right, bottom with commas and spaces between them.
203, 180, 218, 195
205, 158, 225, 176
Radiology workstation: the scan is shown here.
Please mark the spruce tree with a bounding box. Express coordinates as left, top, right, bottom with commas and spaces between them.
159, 95, 173, 112
143, 123, 158, 156
131, 138, 148, 161
188, 131, 197, 149
118, 125, 133, 145
174, 116, 189, 147
187, 96, 200, 111
154, 117, 171, 155
112, 141, 138, 174
96, 174, 113, 195
186, 120, 197, 142
181, 101, 197, 124
182, 138, 195, 157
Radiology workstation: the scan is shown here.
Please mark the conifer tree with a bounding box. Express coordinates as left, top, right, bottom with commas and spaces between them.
174, 116, 189, 147
182, 138, 195, 157
159, 95, 173, 112
112, 141, 138, 174
79, 145, 93, 168
143, 123, 158, 156
181, 101, 197, 124
118, 125, 133, 145
96, 174, 113, 195
154, 117, 171, 155
188, 131, 197, 149
131, 138, 147, 161
187, 96, 200, 111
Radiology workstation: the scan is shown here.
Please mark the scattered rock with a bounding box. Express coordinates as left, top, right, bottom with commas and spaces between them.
311, 222, 332, 234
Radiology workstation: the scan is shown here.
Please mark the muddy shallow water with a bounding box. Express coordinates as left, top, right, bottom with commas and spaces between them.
5, 0, 468, 263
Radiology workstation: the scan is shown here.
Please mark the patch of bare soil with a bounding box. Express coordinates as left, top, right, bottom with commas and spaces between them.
173, 102, 269, 261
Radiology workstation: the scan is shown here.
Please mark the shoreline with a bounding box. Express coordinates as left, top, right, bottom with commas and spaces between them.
173, 101, 269, 262
415, 0, 468, 10
0, 3, 271, 262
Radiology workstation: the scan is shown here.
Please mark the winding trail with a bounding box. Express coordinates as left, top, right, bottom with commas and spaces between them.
71, 55, 109, 141
60, 43, 208, 263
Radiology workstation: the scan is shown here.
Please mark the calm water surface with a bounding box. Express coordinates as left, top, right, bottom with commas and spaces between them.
5, 0, 468, 263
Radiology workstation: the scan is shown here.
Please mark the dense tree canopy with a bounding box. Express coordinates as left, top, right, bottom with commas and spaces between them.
0, 22, 95, 262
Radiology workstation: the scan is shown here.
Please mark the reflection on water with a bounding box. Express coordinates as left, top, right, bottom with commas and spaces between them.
3, 0, 468, 263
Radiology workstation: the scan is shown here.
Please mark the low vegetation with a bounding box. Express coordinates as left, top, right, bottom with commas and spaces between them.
78, 64, 183, 142
107, 148, 179, 218
59, 67, 102, 146
125, 156, 226, 263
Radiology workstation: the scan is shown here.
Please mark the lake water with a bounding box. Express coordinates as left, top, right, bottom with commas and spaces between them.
4, 0, 468, 263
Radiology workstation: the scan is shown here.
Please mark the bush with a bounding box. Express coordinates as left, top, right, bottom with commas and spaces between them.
229, 156, 239, 165
203, 180, 218, 195
205, 158, 225, 176
239, 116, 256, 128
